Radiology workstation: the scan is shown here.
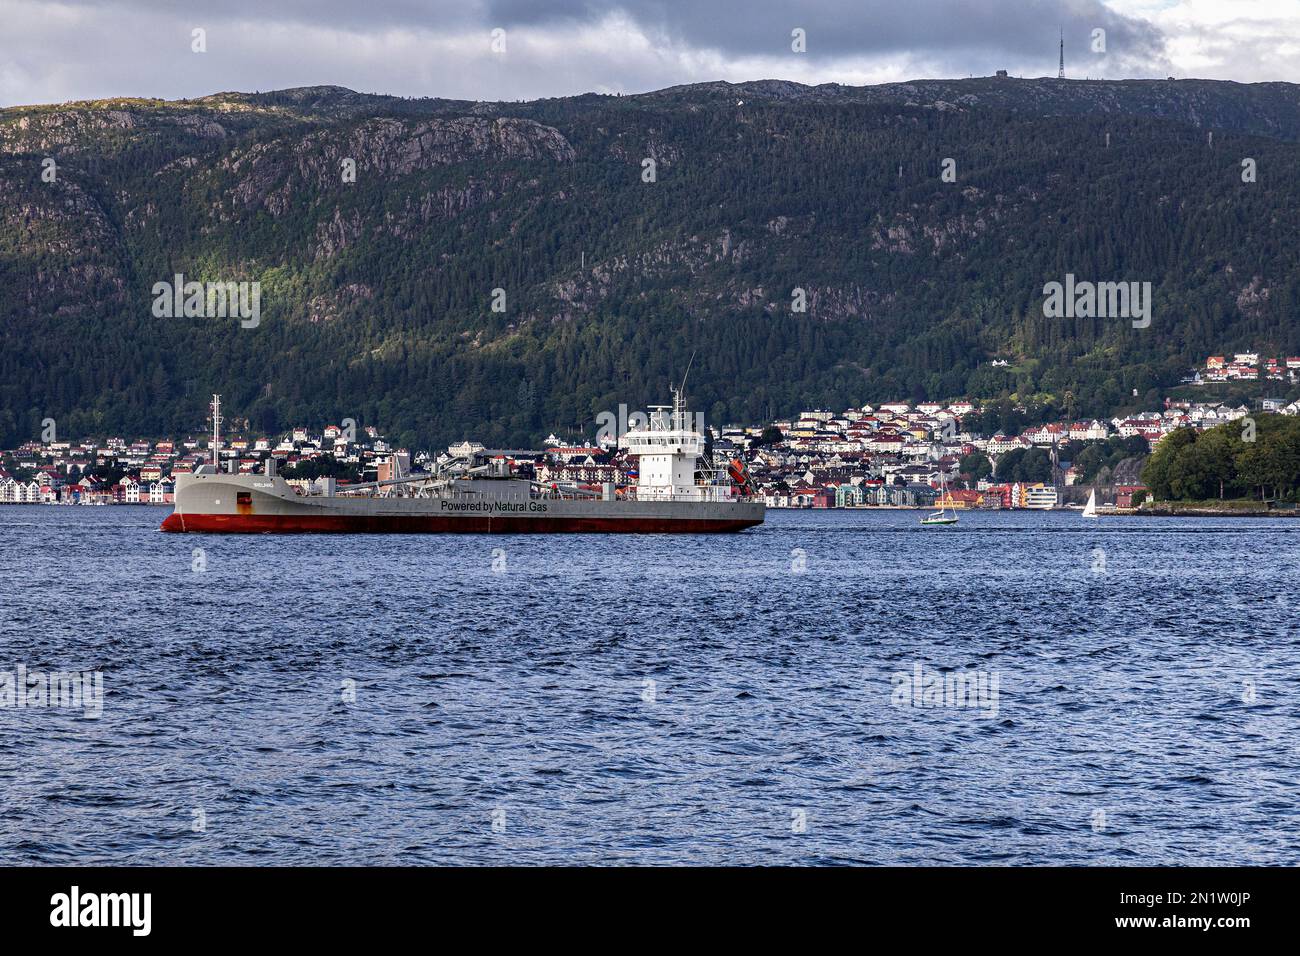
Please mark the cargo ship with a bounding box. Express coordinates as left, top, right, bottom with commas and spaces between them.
160, 394, 764, 533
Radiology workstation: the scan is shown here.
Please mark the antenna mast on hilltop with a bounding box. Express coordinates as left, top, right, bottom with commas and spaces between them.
1058, 29, 1065, 79
211, 394, 222, 469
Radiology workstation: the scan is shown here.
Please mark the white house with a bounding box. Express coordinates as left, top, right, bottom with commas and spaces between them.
986, 434, 1032, 455
1069, 420, 1110, 441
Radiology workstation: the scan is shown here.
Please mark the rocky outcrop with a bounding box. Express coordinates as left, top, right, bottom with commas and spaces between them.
0, 105, 231, 154
0, 168, 128, 313
222, 116, 573, 216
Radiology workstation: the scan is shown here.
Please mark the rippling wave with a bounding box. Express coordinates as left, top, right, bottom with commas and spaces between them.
1, 506, 1297, 865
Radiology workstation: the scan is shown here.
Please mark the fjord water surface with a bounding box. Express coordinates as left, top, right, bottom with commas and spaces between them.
1, 506, 1296, 865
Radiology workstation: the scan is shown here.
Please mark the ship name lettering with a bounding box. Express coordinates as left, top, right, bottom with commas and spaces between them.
437, 499, 547, 514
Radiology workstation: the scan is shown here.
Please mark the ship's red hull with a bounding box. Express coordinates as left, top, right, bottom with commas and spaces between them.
159, 511, 759, 534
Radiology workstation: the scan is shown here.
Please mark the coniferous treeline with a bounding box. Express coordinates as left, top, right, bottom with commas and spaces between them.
3, 85, 1300, 448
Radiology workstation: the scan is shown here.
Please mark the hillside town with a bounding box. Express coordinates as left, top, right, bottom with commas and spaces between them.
1184, 353, 1300, 386
5, 394, 1296, 511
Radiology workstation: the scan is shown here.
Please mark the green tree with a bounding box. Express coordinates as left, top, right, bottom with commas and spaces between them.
1141, 427, 1197, 501
1017, 447, 1054, 483
959, 451, 992, 485
1191, 428, 1238, 500
994, 447, 1025, 481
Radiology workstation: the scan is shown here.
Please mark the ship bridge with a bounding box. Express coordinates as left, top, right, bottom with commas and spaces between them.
619, 391, 734, 502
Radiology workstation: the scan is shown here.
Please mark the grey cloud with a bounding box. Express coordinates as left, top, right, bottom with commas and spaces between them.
52, 0, 492, 31
482, 0, 1167, 69
23, 0, 1167, 61
0, 0, 1280, 108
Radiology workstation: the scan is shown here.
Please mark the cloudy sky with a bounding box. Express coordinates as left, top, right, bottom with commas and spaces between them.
2, 0, 1298, 107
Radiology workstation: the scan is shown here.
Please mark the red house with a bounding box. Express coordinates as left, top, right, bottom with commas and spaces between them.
1115, 485, 1147, 508
982, 484, 1013, 508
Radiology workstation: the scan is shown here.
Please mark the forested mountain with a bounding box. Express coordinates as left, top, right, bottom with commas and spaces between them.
2, 76, 1299, 448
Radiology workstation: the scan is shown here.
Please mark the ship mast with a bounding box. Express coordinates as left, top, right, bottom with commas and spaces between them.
674, 348, 696, 431
211, 394, 222, 469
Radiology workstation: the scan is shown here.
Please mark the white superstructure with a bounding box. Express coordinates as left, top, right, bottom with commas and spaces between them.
620, 389, 735, 502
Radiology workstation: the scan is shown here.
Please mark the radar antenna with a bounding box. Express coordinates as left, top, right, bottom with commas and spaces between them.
210, 394, 223, 469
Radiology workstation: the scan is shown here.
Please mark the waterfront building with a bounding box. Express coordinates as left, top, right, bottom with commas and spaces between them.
1115, 485, 1147, 508
1023, 484, 1059, 510
835, 484, 867, 507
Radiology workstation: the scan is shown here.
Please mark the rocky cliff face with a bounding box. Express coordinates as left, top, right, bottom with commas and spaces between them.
0, 163, 129, 314
223, 116, 574, 216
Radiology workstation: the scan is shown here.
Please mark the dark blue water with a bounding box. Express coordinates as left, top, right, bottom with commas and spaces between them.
2, 506, 1298, 865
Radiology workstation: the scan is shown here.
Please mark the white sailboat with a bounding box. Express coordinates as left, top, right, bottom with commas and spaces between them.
921, 473, 959, 526
1082, 488, 1098, 519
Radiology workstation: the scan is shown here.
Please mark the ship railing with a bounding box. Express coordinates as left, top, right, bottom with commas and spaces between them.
621, 486, 735, 502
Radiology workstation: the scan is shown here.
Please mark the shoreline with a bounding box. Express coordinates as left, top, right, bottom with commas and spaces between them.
0, 501, 169, 508
1129, 504, 1299, 518
5, 501, 1296, 517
